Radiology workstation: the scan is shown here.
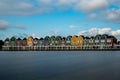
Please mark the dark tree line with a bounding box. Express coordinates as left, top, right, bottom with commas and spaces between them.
0, 40, 4, 50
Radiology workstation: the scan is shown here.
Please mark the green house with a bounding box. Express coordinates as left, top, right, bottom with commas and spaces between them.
10, 37, 16, 47
4, 38, 10, 47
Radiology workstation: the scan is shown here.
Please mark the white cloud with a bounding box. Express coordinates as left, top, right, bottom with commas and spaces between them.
0, 20, 9, 30
0, 0, 111, 16
0, 20, 25, 30
78, 27, 111, 36
69, 25, 78, 29
111, 30, 120, 36
102, 9, 120, 23
0, 0, 42, 16
78, 27, 120, 39
87, 8, 120, 23
75, 0, 108, 12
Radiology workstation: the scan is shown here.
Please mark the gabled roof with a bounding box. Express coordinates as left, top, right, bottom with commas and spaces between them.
23, 38, 26, 40
40, 38, 43, 40
34, 38, 38, 40
5, 38, 9, 41
17, 38, 21, 40
84, 37, 90, 39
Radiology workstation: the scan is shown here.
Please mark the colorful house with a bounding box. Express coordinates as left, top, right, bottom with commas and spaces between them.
61, 37, 66, 46
55, 36, 61, 45
27, 36, 33, 47
88, 36, 94, 49
44, 36, 50, 46
50, 36, 55, 46
10, 37, 16, 47
106, 35, 117, 48
83, 37, 90, 49
89, 36, 94, 45
16, 38, 22, 47
94, 35, 101, 45
94, 35, 101, 48
71, 35, 79, 46
39, 38, 44, 46
4, 38, 10, 47
33, 38, 39, 46
78, 35, 84, 48
100, 34, 108, 48
22, 38, 27, 46
66, 36, 71, 45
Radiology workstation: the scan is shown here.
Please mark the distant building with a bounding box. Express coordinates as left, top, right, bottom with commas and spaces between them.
61, 37, 66, 46
44, 36, 50, 46
1, 34, 120, 50
55, 36, 61, 46
66, 36, 71, 46
10, 37, 16, 47
39, 38, 44, 46
16, 38, 22, 47
71, 35, 79, 46
50, 36, 55, 46
106, 35, 117, 48
78, 35, 84, 48
22, 38, 27, 46
27, 36, 33, 47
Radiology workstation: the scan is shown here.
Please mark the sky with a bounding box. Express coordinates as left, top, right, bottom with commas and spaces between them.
0, 0, 120, 40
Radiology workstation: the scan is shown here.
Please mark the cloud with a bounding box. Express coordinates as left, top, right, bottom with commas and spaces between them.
0, 20, 9, 30
78, 27, 111, 36
0, 0, 43, 16
75, 0, 108, 12
102, 9, 120, 23
15, 25, 25, 29
0, 0, 111, 16
68, 25, 78, 29
87, 8, 120, 23
111, 30, 120, 36
78, 27, 120, 39
0, 20, 25, 30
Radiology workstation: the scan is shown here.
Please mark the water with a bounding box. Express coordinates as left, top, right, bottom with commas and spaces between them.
0, 51, 120, 80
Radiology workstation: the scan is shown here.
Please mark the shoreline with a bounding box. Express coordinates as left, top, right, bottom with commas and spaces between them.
1, 49, 120, 51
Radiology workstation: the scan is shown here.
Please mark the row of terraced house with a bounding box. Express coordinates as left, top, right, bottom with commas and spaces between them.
2, 34, 120, 50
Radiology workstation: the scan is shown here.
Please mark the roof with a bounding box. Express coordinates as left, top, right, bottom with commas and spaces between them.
34, 38, 38, 40
23, 38, 26, 40
17, 38, 21, 40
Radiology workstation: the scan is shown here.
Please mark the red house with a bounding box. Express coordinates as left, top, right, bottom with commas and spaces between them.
106, 36, 117, 48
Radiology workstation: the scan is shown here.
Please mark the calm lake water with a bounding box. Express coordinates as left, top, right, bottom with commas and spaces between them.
0, 51, 120, 80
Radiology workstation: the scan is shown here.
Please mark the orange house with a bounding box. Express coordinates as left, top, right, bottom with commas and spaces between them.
71, 35, 79, 46
27, 36, 33, 47
78, 35, 84, 48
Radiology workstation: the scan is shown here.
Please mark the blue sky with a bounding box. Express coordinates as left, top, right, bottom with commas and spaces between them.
0, 0, 120, 40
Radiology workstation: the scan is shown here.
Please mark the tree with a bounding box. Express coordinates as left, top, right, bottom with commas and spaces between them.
0, 40, 4, 50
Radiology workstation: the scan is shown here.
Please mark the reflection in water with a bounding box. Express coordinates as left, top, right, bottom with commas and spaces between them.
0, 51, 120, 80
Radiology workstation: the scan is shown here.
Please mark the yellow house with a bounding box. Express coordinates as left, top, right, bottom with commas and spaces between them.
71, 35, 79, 46
27, 36, 33, 47
78, 35, 84, 48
